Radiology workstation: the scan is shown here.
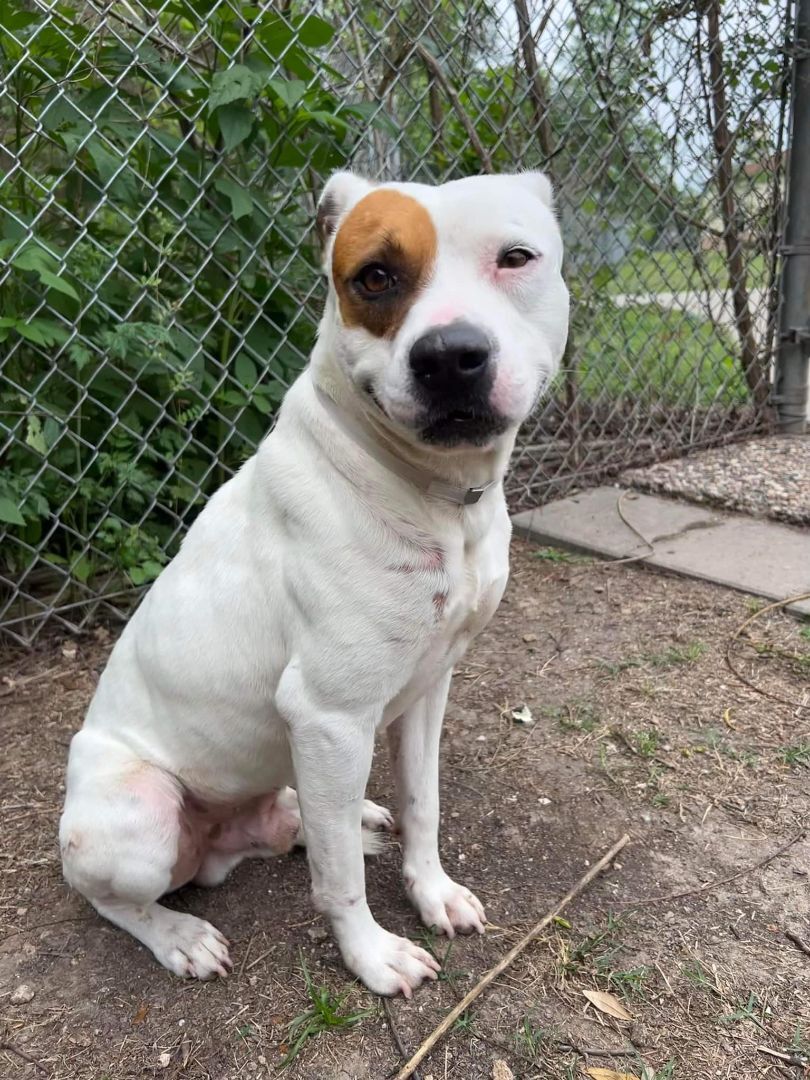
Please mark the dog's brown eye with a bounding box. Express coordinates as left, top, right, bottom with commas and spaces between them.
498, 248, 535, 269
355, 264, 396, 295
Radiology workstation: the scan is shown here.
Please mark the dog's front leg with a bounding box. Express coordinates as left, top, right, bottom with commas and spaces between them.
279, 670, 439, 997
388, 670, 487, 937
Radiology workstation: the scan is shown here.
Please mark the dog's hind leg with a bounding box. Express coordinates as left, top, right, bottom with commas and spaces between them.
59, 732, 232, 979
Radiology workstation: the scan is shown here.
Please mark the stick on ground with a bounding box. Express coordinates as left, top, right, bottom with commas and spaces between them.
393, 832, 631, 1080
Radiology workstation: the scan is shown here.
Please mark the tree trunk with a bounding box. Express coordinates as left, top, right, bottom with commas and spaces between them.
705, 0, 769, 411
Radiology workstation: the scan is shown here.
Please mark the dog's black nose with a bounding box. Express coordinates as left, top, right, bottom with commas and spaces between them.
409, 322, 491, 392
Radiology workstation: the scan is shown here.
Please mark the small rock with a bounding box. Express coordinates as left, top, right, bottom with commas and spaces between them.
522, 633, 538, 643
158, 1051, 171, 1068
492, 1061, 515, 1080
11, 984, 35, 1004
306, 926, 327, 942
61, 641, 78, 660
16, 906, 27, 917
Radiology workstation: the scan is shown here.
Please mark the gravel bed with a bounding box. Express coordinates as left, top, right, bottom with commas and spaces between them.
621, 434, 810, 526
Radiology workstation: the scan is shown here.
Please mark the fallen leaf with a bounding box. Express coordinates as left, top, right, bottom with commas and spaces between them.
553, 915, 571, 928
157, 1051, 171, 1069
132, 1002, 149, 1024
582, 989, 633, 1021
584, 1070, 640, 1080
180, 1037, 192, 1067
492, 1061, 514, 1080
511, 704, 534, 725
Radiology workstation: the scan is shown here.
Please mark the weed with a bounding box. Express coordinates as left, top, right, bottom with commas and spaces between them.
515, 1017, 549, 1058
720, 991, 765, 1029
651, 792, 670, 808
453, 1010, 474, 1033
415, 929, 468, 987
780, 744, 810, 767
790, 1023, 810, 1055
633, 729, 660, 757
281, 957, 376, 1067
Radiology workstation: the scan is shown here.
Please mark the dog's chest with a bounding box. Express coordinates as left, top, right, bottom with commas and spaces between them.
384, 518, 508, 714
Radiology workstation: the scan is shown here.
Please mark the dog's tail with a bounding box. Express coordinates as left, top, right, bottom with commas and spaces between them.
361, 826, 388, 857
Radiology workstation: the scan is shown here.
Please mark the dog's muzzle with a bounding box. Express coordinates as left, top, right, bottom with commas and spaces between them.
408, 321, 506, 446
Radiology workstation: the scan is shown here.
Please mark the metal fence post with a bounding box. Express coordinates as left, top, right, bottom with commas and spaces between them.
776, 0, 810, 433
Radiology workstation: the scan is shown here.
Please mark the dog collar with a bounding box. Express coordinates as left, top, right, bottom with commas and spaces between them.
314, 385, 500, 507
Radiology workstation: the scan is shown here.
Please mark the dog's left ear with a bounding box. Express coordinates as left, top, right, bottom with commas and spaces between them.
516, 170, 555, 210
316, 171, 375, 261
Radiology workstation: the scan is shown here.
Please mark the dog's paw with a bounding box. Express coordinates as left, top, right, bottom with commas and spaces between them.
154, 913, 233, 979
361, 799, 394, 832
406, 871, 486, 937
342, 925, 440, 997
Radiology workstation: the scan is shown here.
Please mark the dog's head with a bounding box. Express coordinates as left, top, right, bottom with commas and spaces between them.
316, 171, 568, 448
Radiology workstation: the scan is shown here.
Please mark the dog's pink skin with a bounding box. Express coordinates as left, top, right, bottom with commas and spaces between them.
426, 305, 463, 326
171, 791, 298, 889
489, 368, 517, 416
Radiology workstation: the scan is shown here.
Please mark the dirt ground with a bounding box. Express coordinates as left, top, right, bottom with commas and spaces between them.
2, 538, 810, 1080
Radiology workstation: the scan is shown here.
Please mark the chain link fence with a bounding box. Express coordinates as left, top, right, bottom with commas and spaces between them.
0, 0, 796, 644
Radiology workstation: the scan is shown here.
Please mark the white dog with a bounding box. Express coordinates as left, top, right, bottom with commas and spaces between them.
59, 170, 569, 997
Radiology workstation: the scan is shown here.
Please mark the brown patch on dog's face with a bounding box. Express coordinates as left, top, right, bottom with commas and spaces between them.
331, 189, 437, 338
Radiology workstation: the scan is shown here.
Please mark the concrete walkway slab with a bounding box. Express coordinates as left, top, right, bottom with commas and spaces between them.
512, 487, 810, 616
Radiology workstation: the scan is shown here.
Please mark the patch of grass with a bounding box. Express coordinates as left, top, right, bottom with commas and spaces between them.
800, 625, 810, 641
555, 701, 600, 733
281, 957, 376, 1068
780, 744, 810, 767
644, 641, 706, 667
596, 954, 650, 999
564, 914, 625, 970
651, 792, 670, 808
598, 642, 705, 676
641, 1061, 677, 1080
532, 546, 590, 564
681, 958, 721, 996
633, 729, 660, 757
574, 303, 747, 408
607, 249, 766, 296
597, 655, 645, 676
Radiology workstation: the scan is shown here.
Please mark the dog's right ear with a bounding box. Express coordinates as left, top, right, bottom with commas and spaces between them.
316, 171, 375, 266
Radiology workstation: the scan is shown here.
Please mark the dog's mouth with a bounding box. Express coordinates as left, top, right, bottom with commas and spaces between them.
420, 408, 508, 447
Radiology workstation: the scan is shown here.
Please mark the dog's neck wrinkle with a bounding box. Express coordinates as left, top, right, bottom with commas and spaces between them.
307, 366, 510, 493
